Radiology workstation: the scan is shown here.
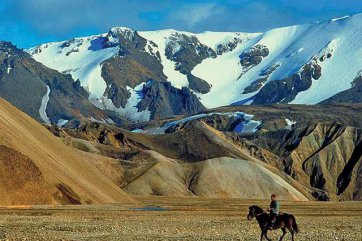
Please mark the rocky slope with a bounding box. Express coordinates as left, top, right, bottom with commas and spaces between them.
46, 104, 362, 200
0, 98, 134, 205
46, 103, 362, 201
125, 103, 362, 135
52, 124, 309, 200
250, 122, 362, 201
28, 14, 362, 122
0, 40, 204, 126
0, 41, 128, 127
27, 29, 206, 122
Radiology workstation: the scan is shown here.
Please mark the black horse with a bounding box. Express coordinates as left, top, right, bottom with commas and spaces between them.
247, 205, 299, 241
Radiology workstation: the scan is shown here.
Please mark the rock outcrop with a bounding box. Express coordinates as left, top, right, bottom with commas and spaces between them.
252, 58, 322, 104
250, 122, 362, 200
138, 81, 206, 120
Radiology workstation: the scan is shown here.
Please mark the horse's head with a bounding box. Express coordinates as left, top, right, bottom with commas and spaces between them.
247, 205, 264, 220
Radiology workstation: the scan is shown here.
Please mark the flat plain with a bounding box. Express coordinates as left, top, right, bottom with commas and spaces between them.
0, 197, 361, 241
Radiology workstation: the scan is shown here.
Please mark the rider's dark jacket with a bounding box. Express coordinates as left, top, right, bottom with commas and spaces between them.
270, 200, 280, 215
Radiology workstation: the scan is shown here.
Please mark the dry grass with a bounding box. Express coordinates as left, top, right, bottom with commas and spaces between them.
0, 197, 360, 240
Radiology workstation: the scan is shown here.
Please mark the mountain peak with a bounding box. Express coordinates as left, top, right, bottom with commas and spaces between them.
20, 14, 362, 123
109, 26, 134, 34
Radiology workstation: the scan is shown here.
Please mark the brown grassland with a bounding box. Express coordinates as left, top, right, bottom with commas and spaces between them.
0, 197, 360, 241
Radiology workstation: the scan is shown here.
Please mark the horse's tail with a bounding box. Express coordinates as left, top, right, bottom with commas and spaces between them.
290, 214, 299, 233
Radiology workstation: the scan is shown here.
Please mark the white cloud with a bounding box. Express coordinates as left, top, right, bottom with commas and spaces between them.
172, 2, 224, 28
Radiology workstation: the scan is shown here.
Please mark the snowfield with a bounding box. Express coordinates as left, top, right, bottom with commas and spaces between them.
28, 13, 362, 121
28, 35, 119, 99
132, 112, 261, 135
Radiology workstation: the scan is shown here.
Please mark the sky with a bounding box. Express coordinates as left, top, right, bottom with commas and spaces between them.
1, 0, 362, 48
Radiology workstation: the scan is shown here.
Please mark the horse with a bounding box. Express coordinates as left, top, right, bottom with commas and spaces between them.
247, 205, 299, 241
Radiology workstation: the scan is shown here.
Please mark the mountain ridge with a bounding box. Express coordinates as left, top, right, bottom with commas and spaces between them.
0, 14, 360, 125
25, 13, 362, 123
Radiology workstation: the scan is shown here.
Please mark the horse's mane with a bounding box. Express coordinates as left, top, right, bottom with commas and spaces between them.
250, 205, 265, 214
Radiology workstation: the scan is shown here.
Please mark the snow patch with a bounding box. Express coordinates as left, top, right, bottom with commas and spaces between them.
134, 112, 261, 134
105, 118, 115, 124
93, 82, 151, 122
57, 119, 69, 127
285, 118, 296, 130
233, 114, 261, 134
331, 15, 350, 22
195, 31, 260, 51
169, 42, 181, 56
6, 65, 12, 74
357, 70, 362, 78
286, 48, 304, 58
39, 85, 51, 125
109, 27, 134, 41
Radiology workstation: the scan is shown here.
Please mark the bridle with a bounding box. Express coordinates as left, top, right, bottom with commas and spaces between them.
248, 209, 267, 220
255, 212, 267, 217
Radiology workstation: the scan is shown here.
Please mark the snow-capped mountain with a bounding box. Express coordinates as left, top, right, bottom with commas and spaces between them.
0, 41, 127, 126
27, 14, 362, 122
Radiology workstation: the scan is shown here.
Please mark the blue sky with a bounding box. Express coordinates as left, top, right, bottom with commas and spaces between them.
1, 0, 362, 48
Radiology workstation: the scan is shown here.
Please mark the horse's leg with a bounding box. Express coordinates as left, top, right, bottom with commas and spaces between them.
279, 227, 286, 241
264, 231, 272, 241
260, 231, 264, 241
288, 229, 295, 241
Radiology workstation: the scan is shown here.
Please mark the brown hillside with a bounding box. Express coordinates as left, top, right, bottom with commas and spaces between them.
50, 122, 311, 200
0, 98, 134, 205
47, 110, 361, 201
121, 151, 308, 201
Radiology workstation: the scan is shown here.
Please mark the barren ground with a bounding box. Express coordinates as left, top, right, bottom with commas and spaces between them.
0, 197, 361, 241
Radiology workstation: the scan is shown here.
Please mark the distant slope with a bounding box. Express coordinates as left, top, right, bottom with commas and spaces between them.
48, 117, 312, 200
122, 151, 308, 201
49, 105, 362, 201
0, 98, 134, 205
27, 14, 362, 122
207, 104, 362, 130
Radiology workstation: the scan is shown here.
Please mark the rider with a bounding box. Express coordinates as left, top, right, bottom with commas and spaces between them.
267, 194, 280, 229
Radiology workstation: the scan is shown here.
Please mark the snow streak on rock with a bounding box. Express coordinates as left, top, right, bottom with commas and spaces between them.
39, 85, 51, 124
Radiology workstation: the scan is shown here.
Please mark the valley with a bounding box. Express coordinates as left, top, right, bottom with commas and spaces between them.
0, 198, 360, 240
